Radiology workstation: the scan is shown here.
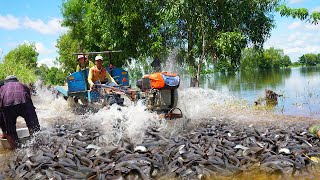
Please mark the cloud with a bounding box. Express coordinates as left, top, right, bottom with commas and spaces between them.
23, 17, 68, 35
35, 42, 53, 55
287, 20, 320, 31
37, 57, 56, 68
304, 23, 320, 30
0, 14, 20, 30
313, 7, 320, 12
287, 0, 305, 4
265, 29, 320, 62
288, 21, 301, 30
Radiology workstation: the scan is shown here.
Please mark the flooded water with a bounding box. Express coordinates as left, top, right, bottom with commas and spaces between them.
1, 66, 320, 179
195, 66, 320, 119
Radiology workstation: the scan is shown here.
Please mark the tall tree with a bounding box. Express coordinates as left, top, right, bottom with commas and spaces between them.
60, 0, 280, 86
160, 0, 279, 86
3, 43, 38, 69
56, 31, 80, 74
61, 0, 167, 66
0, 43, 38, 83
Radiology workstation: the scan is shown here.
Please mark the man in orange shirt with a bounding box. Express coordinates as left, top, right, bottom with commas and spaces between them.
88, 55, 116, 89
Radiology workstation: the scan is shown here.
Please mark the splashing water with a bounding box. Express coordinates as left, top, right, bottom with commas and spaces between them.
163, 48, 180, 73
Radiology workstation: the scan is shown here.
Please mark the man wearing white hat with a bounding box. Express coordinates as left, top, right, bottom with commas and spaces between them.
76, 54, 94, 72
88, 55, 116, 89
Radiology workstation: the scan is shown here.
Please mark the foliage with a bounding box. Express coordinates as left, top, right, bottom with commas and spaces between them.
3, 43, 38, 69
214, 32, 247, 72
276, 4, 320, 24
291, 61, 301, 67
60, 0, 280, 86
240, 47, 292, 71
36, 64, 67, 85
56, 32, 80, 74
240, 48, 263, 71
0, 43, 38, 84
152, 0, 279, 84
299, 54, 318, 66
61, 0, 167, 67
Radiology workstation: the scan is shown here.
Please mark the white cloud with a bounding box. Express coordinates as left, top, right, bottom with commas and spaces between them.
35, 42, 53, 55
23, 17, 68, 35
38, 57, 56, 68
304, 23, 320, 30
287, 0, 305, 4
312, 7, 320, 12
288, 21, 320, 31
287, 32, 301, 42
265, 28, 320, 62
0, 14, 20, 30
288, 21, 301, 30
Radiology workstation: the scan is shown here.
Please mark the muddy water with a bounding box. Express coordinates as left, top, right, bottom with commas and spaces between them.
1, 86, 320, 179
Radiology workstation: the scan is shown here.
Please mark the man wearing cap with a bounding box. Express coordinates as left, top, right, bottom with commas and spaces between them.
0, 75, 40, 149
88, 55, 116, 89
76, 54, 94, 72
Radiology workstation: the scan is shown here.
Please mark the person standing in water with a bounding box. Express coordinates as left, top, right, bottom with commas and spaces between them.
0, 75, 40, 149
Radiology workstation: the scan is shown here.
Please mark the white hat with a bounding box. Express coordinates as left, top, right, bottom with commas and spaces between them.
95, 55, 103, 61
77, 54, 86, 60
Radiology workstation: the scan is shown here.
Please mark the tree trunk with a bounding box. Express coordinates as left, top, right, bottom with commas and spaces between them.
196, 31, 206, 87
187, 25, 197, 87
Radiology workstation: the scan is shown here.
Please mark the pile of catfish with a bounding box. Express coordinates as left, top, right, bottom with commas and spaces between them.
3, 118, 320, 179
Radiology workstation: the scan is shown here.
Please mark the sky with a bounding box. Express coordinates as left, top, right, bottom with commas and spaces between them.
0, 0, 319, 68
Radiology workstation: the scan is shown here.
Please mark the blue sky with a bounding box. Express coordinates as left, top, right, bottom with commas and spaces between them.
0, 0, 319, 67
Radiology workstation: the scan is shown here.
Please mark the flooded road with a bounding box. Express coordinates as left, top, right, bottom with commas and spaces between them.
1, 86, 320, 179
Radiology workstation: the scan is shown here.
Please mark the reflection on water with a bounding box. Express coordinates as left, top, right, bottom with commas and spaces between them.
197, 66, 320, 119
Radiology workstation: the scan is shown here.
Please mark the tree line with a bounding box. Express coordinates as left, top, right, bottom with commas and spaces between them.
0, 1, 319, 86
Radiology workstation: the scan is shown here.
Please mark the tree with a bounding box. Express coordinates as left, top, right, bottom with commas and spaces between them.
280, 55, 291, 68
60, 0, 280, 86
240, 47, 291, 71
240, 48, 263, 71
56, 32, 80, 74
0, 43, 38, 84
160, 0, 279, 86
3, 43, 38, 69
299, 53, 318, 66
214, 32, 247, 72
61, 0, 166, 66
276, 4, 320, 24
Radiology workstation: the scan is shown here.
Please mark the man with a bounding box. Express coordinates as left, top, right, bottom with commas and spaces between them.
0, 80, 5, 139
76, 54, 94, 72
88, 55, 116, 89
0, 75, 40, 149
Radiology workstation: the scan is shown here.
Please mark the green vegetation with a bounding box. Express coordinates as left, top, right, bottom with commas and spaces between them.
59, 0, 280, 86
2, 1, 320, 87
299, 54, 320, 66
0, 43, 38, 84
0, 43, 67, 85
240, 47, 292, 71
276, 4, 320, 24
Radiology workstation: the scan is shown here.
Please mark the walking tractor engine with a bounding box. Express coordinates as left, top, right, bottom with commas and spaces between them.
137, 72, 183, 119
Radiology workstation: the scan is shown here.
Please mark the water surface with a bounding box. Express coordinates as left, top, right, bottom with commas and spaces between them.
196, 66, 320, 119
